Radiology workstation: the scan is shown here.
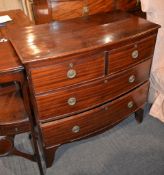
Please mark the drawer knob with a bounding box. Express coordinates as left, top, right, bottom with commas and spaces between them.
128, 101, 134, 109
68, 97, 76, 106
67, 69, 76, 79
129, 75, 136, 83
132, 50, 139, 59
72, 125, 80, 133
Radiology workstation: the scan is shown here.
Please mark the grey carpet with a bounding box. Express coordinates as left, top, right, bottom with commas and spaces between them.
0, 110, 164, 175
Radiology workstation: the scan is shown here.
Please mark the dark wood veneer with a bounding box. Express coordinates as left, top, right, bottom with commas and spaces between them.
0, 10, 32, 74
41, 82, 149, 147
0, 84, 30, 135
29, 34, 156, 95
31, 0, 141, 24
8, 11, 159, 64
6, 10, 160, 172
36, 59, 151, 121
108, 34, 156, 73
30, 51, 105, 94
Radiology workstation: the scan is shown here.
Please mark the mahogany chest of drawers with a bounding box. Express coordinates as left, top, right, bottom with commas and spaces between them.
9, 11, 160, 169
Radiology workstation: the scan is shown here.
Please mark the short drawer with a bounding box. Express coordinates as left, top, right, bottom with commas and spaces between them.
41, 82, 149, 147
30, 51, 104, 94
0, 120, 30, 135
109, 35, 156, 74
36, 59, 151, 121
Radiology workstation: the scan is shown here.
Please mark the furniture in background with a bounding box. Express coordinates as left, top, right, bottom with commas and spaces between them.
24, 0, 143, 24
9, 10, 159, 172
0, 81, 32, 159
0, 10, 44, 175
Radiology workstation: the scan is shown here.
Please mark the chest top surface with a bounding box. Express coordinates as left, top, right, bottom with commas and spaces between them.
0, 10, 32, 74
8, 11, 160, 65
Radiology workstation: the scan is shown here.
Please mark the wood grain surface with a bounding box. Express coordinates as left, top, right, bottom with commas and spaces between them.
5, 10, 159, 169
8, 11, 159, 64
31, 0, 140, 24
30, 50, 105, 94
0, 10, 32, 74
0, 83, 30, 135
41, 82, 149, 147
36, 59, 151, 121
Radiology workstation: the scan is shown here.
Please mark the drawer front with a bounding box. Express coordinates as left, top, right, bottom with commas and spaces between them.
30, 35, 156, 95
0, 121, 30, 135
41, 82, 149, 147
30, 51, 104, 94
109, 35, 156, 73
36, 59, 151, 121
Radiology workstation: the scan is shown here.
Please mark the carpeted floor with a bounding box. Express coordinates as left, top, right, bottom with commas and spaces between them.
0, 110, 164, 175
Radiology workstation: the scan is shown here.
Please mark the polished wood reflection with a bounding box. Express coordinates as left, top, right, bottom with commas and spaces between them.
7, 10, 159, 171
36, 60, 151, 121
9, 11, 159, 64
31, 0, 141, 24
0, 10, 32, 74
0, 10, 44, 175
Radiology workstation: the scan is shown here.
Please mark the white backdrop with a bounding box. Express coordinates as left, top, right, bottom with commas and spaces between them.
140, 0, 164, 122
0, 0, 23, 11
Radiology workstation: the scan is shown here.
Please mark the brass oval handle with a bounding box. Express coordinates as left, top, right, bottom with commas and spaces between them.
72, 125, 80, 133
128, 101, 134, 109
67, 69, 76, 79
129, 75, 136, 83
68, 97, 76, 106
132, 50, 139, 59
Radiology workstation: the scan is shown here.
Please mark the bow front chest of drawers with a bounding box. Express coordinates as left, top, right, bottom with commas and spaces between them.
9, 11, 160, 169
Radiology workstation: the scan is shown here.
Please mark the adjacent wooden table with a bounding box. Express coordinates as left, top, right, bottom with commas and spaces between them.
0, 10, 32, 81
0, 10, 44, 175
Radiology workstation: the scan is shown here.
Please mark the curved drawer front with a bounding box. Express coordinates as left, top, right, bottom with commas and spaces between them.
41, 82, 149, 147
30, 51, 104, 94
29, 35, 156, 95
36, 59, 151, 121
109, 35, 156, 74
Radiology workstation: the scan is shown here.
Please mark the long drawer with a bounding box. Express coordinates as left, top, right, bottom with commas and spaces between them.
36, 59, 151, 121
41, 82, 149, 147
30, 35, 156, 94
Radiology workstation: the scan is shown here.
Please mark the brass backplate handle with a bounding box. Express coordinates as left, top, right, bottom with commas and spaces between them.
129, 75, 136, 83
128, 101, 134, 109
67, 69, 76, 79
132, 50, 139, 59
72, 125, 80, 133
68, 97, 76, 106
